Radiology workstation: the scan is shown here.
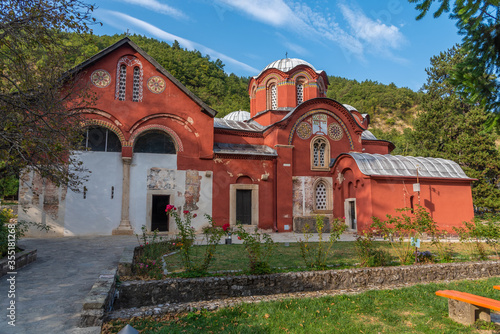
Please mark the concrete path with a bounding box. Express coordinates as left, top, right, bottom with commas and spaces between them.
0, 232, 357, 334
0, 236, 137, 334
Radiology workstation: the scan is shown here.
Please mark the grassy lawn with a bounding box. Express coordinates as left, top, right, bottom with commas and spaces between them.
160, 241, 492, 274
103, 277, 500, 333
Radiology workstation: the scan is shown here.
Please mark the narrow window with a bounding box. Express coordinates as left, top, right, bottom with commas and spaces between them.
132, 66, 140, 102
311, 136, 330, 170
271, 84, 277, 109
313, 140, 326, 167
118, 65, 127, 101
315, 182, 327, 210
296, 82, 304, 105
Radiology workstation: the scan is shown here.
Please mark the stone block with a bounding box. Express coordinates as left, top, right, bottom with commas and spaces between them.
294, 216, 330, 233
448, 299, 490, 325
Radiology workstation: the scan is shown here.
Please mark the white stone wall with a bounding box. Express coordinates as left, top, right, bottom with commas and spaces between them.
19, 151, 213, 236
64, 151, 123, 236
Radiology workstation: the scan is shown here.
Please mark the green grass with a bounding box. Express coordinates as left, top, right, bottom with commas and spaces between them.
104, 277, 500, 333
162, 241, 492, 275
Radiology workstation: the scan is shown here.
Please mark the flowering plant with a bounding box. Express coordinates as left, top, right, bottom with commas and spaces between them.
298, 215, 347, 269
234, 225, 275, 274
165, 206, 227, 274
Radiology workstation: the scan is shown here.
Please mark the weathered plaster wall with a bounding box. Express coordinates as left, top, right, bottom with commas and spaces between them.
292, 176, 333, 231
18, 170, 67, 237
129, 153, 212, 234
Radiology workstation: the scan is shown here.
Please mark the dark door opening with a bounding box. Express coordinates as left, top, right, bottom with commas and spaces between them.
349, 201, 356, 230
236, 189, 252, 225
152, 195, 170, 232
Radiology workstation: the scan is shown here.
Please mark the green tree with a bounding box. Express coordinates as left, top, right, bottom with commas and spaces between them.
410, 46, 500, 209
409, 0, 500, 113
0, 0, 98, 190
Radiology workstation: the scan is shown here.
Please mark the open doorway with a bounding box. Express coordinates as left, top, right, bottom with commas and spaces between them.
344, 198, 357, 231
151, 195, 170, 232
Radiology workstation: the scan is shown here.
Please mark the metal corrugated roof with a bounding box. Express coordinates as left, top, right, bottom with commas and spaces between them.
214, 118, 264, 132
336, 153, 470, 179
361, 130, 377, 140
343, 104, 357, 111
213, 143, 277, 156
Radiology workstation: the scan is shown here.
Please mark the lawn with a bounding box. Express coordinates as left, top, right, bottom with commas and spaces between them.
159, 240, 492, 275
103, 277, 500, 333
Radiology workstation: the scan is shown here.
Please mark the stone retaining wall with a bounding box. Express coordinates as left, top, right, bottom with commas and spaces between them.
80, 269, 117, 327
117, 260, 500, 309
0, 249, 37, 277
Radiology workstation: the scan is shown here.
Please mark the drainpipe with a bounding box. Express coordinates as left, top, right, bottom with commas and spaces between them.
273, 157, 278, 232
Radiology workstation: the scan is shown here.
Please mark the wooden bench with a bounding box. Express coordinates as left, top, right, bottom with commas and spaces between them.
436, 290, 500, 325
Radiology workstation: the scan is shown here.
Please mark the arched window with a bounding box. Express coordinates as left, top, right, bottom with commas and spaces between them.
118, 65, 127, 101
267, 81, 278, 110
82, 126, 121, 152
115, 56, 143, 102
310, 136, 330, 170
132, 66, 141, 102
251, 85, 257, 99
296, 77, 306, 105
317, 77, 326, 97
315, 181, 327, 210
133, 131, 176, 154
296, 82, 304, 105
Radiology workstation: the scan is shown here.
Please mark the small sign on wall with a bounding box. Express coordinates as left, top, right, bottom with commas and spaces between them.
413, 183, 420, 192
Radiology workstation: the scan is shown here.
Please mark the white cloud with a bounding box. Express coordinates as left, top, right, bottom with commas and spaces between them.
212, 0, 409, 62
215, 0, 296, 27
339, 4, 407, 55
119, 0, 188, 20
95, 10, 259, 74
214, 0, 364, 59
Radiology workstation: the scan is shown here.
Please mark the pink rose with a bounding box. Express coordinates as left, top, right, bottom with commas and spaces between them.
183, 210, 189, 214
222, 223, 230, 232
165, 204, 174, 212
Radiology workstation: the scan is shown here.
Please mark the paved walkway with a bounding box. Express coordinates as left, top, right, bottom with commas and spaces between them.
0, 232, 357, 334
0, 236, 137, 334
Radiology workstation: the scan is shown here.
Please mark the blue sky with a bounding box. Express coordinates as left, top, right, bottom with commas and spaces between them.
90, 0, 463, 91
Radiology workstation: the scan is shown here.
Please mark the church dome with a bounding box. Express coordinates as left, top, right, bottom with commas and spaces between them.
255, 58, 320, 78
223, 110, 251, 121
263, 58, 316, 73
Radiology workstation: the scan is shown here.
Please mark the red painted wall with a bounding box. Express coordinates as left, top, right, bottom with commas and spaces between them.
211, 157, 275, 229
333, 155, 475, 234
78, 44, 214, 170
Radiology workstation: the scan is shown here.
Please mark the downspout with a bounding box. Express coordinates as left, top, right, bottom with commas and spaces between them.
273, 157, 278, 232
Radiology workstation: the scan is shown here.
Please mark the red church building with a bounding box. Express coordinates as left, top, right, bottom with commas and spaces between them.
19, 38, 475, 237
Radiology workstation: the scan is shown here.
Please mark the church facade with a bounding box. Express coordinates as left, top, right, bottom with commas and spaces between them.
18, 38, 475, 237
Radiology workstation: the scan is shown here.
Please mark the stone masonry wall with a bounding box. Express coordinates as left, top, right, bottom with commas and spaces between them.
117, 260, 500, 309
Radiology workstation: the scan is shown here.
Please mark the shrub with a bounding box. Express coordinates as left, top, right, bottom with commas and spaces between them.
453, 220, 488, 260
135, 226, 176, 279
298, 215, 347, 270
1, 208, 50, 258
234, 225, 275, 274
165, 205, 227, 275
355, 229, 390, 267
371, 205, 438, 265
